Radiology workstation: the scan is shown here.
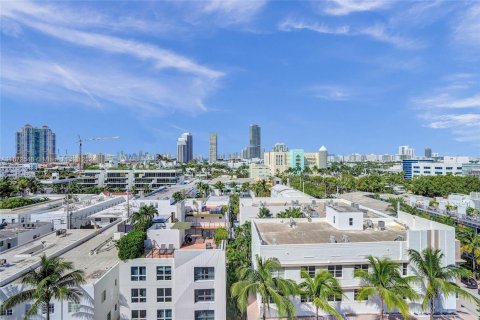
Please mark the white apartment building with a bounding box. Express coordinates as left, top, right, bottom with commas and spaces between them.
118, 221, 226, 320
411, 162, 463, 178
250, 206, 460, 318
77, 169, 184, 191
249, 163, 272, 179
0, 226, 120, 320
0, 163, 36, 178
0, 221, 53, 252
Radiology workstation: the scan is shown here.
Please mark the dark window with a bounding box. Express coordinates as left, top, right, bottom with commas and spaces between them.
131, 310, 147, 320
131, 266, 146, 281
354, 264, 368, 271
131, 288, 147, 303
195, 310, 215, 320
349, 218, 353, 226
157, 266, 172, 280
194, 267, 215, 281
301, 266, 315, 278
157, 288, 172, 302
328, 294, 342, 302
327, 265, 342, 278
354, 289, 366, 301
300, 294, 312, 302
195, 289, 215, 302
157, 309, 173, 320
402, 263, 408, 276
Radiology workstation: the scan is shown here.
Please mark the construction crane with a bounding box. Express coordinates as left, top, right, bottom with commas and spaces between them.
78, 135, 119, 170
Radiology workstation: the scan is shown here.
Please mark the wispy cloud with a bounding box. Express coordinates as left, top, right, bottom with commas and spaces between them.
279, 18, 420, 49
321, 0, 392, 16
308, 85, 352, 101
201, 0, 267, 25
413, 73, 480, 145
453, 3, 480, 48
1, 1, 224, 116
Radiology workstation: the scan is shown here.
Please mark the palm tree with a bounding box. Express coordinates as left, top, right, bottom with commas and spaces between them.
458, 227, 480, 274
354, 256, 417, 319
214, 181, 225, 195
1, 254, 85, 320
387, 197, 405, 213
408, 248, 479, 320
131, 205, 157, 231
15, 178, 29, 195
231, 255, 297, 320
241, 182, 250, 196
298, 270, 343, 320
257, 206, 272, 218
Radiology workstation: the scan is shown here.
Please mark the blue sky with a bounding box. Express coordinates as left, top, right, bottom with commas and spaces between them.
1, 0, 480, 158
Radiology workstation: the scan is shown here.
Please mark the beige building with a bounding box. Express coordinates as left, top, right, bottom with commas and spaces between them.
249, 163, 272, 179
264, 146, 328, 175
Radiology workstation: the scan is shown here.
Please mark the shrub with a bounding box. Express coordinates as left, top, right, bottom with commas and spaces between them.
116, 230, 146, 261
0, 197, 49, 209
214, 227, 229, 246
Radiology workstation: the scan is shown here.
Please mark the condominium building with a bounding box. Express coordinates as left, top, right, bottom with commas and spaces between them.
77, 169, 184, 190
0, 226, 120, 320
462, 162, 480, 178
402, 160, 463, 180
177, 133, 193, 164
250, 206, 459, 318
209, 133, 218, 163
398, 145, 414, 159
0, 163, 36, 178
15, 124, 56, 163
248, 124, 261, 159
118, 220, 226, 320
264, 146, 328, 175
249, 163, 272, 180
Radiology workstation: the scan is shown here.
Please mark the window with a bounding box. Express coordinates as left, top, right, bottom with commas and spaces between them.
102, 289, 106, 302
107, 312, 111, 320
333, 216, 336, 223
157, 309, 173, 320
354, 264, 368, 271
131, 266, 146, 281
195, 310, 215, 320
327, 265, 342, 278
402, 263, 408, 276
0, 307, 13, 316
157, 288, 172, 302
68, 302, 80, 313
132, 288, 147, 303
42, 303, 55, 314
354, 289, 366, 301
301, 266, 315, 278
194, 267, 215, 281
349, 218, 353, 226
271, 268, 285, 278
131, 310, 147, 320
300, 294, 312, 302
328, 294, 342, 302
195, 289, 215, 302
157, 266, 172, 280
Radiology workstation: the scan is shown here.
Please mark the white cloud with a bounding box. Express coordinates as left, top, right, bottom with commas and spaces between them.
415, 94, 480, 109
322, 0, 391, 16
279, 18, 419, 49
453, 3, 480, 47
308, 85, 351, 101
202, 0, 267, 25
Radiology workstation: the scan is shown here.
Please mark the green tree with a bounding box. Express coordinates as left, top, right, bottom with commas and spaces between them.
458, 227, 480, 274
387, 197, 405, 213
116, 230, 147, 260
1, 254, 85, 320
214, 181, 226, 195
257, 205, 272, 218
408, 248, 479, 320
131, 205, 157, 231
354, 256, 417, 319
298, 270, 343, 320
214, 227, 229, 245
241, 182, 251, 195
0, 177, 15, 198
231, 255, 297, 320
277, 207, 303, 219
172, 191, 184, 202
15, 178, 30, 195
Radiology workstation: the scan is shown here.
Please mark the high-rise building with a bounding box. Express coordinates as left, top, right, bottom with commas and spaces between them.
209, 133, 217, 163
398, 145, 414, 159
15, 124, 56, 163
273, 142, 289, 152
318, 145, 328, 169
425, 148, 432, 158
176, 132, 193, 163
248, 124, 261, 159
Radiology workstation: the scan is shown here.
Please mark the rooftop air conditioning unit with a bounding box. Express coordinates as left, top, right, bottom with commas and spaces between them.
329, 235, 337, 243
378, 221, 386, 231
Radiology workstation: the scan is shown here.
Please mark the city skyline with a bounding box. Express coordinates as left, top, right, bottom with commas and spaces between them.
2, 1, 480, 158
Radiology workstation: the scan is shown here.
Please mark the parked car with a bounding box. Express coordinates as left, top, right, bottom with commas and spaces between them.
461, 276, 478, 289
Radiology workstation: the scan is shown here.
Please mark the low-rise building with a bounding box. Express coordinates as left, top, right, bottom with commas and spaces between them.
402, 159, 463, 180
0, 163, 36, 178
249, 163, 271, 179
0, 221, 53, 252
77, 169, 184, 191
118, 221, 226, 320
250, 207, 460, 318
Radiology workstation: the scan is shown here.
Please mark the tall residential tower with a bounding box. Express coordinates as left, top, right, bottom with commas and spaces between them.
209, 133, 218, 163
248, 124, 261, 159
176, 132, 193, 163
15, 124, 56, 163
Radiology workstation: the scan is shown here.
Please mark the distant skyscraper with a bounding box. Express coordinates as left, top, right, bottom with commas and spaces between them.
398, 145, 414, 158
16, 124, 56, 163
248, 124, 261, 159
209, 133, 218, 163
425, 148, 432, 158
273, 143, 289, 152
319, 145, 328, 169
176, 132, 193, 163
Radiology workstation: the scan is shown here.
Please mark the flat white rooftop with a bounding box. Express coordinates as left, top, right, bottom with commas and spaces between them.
254, 219, 406, 245
0, 224, 119, 286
